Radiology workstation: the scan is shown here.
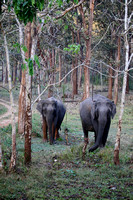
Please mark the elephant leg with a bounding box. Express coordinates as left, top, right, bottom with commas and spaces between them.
94, 132, 97, 142
52, 122, 56, 142
82, 129, 89, 159
54, 128, 59, 140
42, 118, 47, 142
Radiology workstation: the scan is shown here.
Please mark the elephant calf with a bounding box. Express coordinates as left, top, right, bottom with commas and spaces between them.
37, 97, 66, 145
80, 94, 116, 153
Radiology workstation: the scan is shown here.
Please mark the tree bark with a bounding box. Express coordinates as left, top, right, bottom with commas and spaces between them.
72, 30, 78, 98
114, 0, 131, 165
59, 51, 62, 87
4, 33, 16, 170
24, 22, 32, 164
0, 137, 2, 170
17, 18, 26, 134
114, 37, 121, 105
108, 64, 113, 100
48, 50, 53, 97
79, 0, 94, 99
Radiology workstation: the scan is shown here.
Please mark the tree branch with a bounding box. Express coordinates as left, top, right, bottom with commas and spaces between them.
56, 0, 85, 19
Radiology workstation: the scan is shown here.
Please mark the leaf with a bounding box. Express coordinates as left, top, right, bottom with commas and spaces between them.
21, 45, 28, 53
73, 0, 78, 4
64, 44, 81, 55
28, 59, 34, 76
31, 0, 35, 5
64, 25, 68, 30
57, 0, 63, 7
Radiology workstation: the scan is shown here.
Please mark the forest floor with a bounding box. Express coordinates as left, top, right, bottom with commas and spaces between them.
0, 85, 133, 200
0, 99, 18, 127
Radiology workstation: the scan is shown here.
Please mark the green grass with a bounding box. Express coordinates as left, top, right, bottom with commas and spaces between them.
0, 88, 133, 200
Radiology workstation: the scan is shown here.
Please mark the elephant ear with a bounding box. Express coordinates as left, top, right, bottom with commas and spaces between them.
91, 101, 99, 119
111, 101, 116, 119
107, 101, 116, 119
36, 100, 44, 114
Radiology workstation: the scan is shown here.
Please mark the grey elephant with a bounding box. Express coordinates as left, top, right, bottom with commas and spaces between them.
36, 97, 66, 145
80, 94, 116, 153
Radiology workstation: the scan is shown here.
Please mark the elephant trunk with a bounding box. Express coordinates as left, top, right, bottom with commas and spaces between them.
47, 117, 55, 145
89, 121, 106, 152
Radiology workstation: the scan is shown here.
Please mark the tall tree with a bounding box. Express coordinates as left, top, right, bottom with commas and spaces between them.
79, 0, 95, 99
2, 26, 16, 170
114, 37, 121, 105
114, 0, 133, 165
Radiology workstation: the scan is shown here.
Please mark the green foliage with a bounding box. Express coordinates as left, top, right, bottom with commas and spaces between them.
34, 55, 41, 68
13, 43, 28, 53
13, 0, 44, 24
64, 44, 80, 55
27, 58, 34, 76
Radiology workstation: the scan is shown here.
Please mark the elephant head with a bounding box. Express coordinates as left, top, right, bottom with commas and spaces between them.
91, 100, 116, 120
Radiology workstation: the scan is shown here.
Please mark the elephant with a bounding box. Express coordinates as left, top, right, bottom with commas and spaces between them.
36, 97, 66, 145
80, 94, 116, 153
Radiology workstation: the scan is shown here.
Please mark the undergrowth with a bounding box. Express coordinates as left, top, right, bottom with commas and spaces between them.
0, 100, 133, 199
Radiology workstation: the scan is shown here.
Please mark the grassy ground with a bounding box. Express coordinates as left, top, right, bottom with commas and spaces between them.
0, 86, 133, 200
0, 104, 8, 116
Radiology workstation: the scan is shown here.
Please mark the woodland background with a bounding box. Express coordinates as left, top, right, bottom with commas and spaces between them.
0, 0, 133, 199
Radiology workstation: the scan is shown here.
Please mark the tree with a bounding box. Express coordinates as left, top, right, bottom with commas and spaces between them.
2, 24, 17, 170
114, 0, 133, 165
79, 0, 95, 99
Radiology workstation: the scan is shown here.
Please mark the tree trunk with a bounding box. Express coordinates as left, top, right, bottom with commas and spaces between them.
4, 33, 16, 170
0, 137, 3, 170
48, 50, 53, 97
77, 31, 83, 88
79, 0, 94, 99
100, 63, 103, 91
114, 37, 121, 105
72, 30, 78, 98
108, 65, 113, 100
16, 18, 26, 134
114, 0, 131, 165
2, 61, 6, 87
18, 70, 26, 134
35, 64, 41, 100
24, 22, 32, 164
59, 51, 62, 87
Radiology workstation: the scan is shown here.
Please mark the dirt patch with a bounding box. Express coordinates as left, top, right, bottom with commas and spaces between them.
0, 99, 18, 128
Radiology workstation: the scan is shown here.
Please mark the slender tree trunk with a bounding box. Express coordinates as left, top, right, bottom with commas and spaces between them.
77, 31, 83, 88
4, 33, 16, 170
72, 31, 78, 98
0, 137, 3, 170
24, 20, 43, 164
59, 51, 62, 87
108, 65, 113, 100
126, 74, 129, 93
18, 70, 26, 134
100, 63, 103, 91
2, 61, 6, 87
24, 22, 32, 164
35, 64, 41, 100
16, 18, 26, 134
80, 0, 94, 99
114, 37, 121, 105
114, 0, 130, 165
48, 50, 53, 97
